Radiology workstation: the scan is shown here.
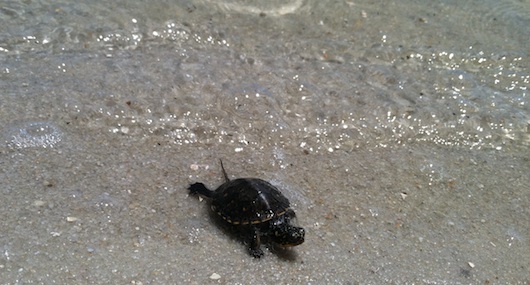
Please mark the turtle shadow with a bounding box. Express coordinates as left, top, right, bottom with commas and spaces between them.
268, 243, 299, 261
205, 207, 300, 261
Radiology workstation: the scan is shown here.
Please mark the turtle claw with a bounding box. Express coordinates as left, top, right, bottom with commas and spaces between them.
249, 247, 264, 258
249, 229, 263, 258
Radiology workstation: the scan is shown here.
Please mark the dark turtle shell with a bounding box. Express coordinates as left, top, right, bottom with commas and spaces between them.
211, 178, 290, 225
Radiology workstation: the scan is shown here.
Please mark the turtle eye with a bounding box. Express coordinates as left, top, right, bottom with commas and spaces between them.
289, 227, 305, 245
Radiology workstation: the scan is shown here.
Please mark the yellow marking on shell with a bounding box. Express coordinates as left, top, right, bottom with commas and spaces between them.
216, 208, 288, 225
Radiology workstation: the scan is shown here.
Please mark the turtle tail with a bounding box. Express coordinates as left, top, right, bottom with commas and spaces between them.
219, 159, 230, 182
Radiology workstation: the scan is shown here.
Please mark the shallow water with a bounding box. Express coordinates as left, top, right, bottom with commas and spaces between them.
1, 0, 529, 284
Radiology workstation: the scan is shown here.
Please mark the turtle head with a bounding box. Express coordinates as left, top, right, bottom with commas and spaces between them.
270, 209, 305, 246
271, 224, 305, 246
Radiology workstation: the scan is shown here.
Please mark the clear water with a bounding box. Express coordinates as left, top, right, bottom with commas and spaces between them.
1, 0, 528, 283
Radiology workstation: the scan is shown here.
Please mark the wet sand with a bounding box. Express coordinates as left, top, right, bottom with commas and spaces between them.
1, 0, 529, 283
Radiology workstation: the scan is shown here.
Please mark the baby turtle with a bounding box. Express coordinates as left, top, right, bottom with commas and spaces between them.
188, 160, 305, 258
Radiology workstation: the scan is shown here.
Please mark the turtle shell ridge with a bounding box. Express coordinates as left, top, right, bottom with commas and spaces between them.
212, 178, 290, 225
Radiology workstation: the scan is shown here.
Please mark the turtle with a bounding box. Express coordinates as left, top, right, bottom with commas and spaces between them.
188, 160, 305, 258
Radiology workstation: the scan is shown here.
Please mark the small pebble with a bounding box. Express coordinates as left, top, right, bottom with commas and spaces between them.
66, 217, 78, 222
210, 273, 221, 280
468, 262, 475, 268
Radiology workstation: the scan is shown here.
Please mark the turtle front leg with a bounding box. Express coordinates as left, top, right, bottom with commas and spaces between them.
248, 228, 264, 258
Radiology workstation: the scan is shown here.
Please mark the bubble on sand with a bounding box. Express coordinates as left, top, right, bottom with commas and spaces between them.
6, 122, 62, 149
